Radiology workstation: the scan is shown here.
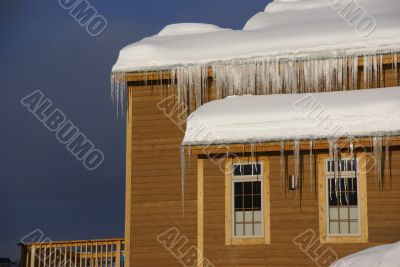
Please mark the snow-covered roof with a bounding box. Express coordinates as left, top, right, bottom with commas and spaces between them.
331, 241, 400, 267
112, 0, 400, 73
182, 87, 400, 146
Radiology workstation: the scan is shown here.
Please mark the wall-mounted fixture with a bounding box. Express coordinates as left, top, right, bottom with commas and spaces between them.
289, 175, 298, 190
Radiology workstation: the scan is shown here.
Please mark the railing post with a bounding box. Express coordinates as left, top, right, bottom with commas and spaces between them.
30, 244, 36, 267
115, 242, 121, 267
20, 245, 26, 267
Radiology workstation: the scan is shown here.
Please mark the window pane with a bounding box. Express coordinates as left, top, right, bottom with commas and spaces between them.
243, 164, 253, 175
253, 181, 261, 194
350, 207, 358, 220
244, 182, 252, 194
339, 207, 349, 220
340, 192, 348, 206
235, 224, 243, 236
244, 196, 252, 209
350, 192, 358, 205
329, 207, 338, 220
244, 211, 252, 223
234, 165, 242, 176
253, 164, 261, 175
350, 222, 359, 234
234, 182, 243, 195
329, 222, 339, 234
235, 196, 243, 209
253, 195, 261, 209
244, 223, 252, 236
340, 222, 349, 234
235, 211, 243, 223
254, 223, 262, 236
329, 192, 338, 206
254, 210, 262, 222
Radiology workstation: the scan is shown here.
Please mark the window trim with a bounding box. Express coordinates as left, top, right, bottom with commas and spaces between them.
225, 157, 271, 245
325, 158, 361, 237
232, 163, 264, 239
318, 153, 369, 243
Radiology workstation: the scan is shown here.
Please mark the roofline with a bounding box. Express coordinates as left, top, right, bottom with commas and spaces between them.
184, 136, 400, 155
123, 53, 400, 83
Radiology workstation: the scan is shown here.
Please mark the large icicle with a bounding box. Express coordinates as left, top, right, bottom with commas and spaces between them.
373, 136, 383, 190
329, 139, 340, 202
294, 140, 300, 201
385, 137, 391, 185
394, 54, 398, 86
280, 141, 286, 192
309, 140, 314, 193
111, 72, 127, 117
180, 145, 186, 217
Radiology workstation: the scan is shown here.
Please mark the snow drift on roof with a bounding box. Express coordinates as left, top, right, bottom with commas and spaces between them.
331, 241, 400, 267
182, 87, 400, 146
112, 0, 400, 73
158, 23, 226, 36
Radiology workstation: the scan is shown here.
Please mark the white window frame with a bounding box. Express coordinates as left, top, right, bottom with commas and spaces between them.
225, 157, 270, 246
318, 153, 368, 244
325, 158, 361, 237
231, 162, 264, 239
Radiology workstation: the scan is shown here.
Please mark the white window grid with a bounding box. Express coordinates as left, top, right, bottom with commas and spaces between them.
325, 158, 361, 237
232, 162, 264, 239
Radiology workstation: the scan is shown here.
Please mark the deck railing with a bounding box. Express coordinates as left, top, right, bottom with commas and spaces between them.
20, 239, 124, 267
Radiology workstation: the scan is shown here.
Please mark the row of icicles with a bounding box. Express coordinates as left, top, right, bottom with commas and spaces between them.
179, 136, 392, 216
111, 53, 399, 115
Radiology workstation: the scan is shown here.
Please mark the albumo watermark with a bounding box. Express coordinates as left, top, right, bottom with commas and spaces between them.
21, 90, 105, 171
328, 0, 376, 37
157, 227, 215, 267
58, 0, 108, 37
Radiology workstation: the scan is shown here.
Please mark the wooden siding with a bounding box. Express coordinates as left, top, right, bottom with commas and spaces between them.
127, 83, 198, 267
203, 151, 400, 267
126, 61, 400, 267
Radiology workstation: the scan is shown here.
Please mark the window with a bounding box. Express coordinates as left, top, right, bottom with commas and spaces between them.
318, 154, 368, 243
225, 158, 270, 245
326, 159, 359, 236
233, 163, 263, 238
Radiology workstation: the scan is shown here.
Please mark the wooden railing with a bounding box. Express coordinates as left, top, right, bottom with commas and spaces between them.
20, 239, 124, 267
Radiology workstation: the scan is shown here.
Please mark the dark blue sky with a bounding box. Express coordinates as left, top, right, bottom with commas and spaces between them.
0, 0, 270, 261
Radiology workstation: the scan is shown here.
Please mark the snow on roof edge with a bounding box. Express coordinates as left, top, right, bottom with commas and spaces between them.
182, 87, 400, 146
112, 46, 400, 74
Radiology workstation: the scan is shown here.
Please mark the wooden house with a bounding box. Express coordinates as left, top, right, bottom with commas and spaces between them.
111, 1, 400, 267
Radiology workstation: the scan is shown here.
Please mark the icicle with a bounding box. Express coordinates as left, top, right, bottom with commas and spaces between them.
373, 54, 378, 88
329, 139, 340, 202
385, 137, 391, 185
333, 139, 341, 205
379, 55, 384, 87
373, 136, 383, 190
309, 140, 314, 193
111, 72, 127, 117
180, 145, 186, 217
294, 140, 300, 201
349, 138, 355, 168
187, 145, 192, 169
280, 141, 286, 192
394, 54, 399, 86
352, 57, 359, 90
349, 138, 355, 200
251, 143, 256, 164
363, 55, 369, 88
